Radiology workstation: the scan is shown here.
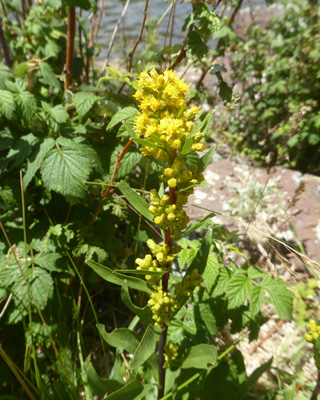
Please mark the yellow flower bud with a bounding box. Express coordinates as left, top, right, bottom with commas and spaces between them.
168, 178, 177, 187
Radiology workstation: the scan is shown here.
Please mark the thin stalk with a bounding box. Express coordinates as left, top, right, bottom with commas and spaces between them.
158, 185, 176, 399
88, 139, 133, 226
65, 7, 76, 93
21, 0, 26, 21
311, 372, 320, 400
0, 0, 7, 17
0, 17, 13, 67
93, 0, 108, 42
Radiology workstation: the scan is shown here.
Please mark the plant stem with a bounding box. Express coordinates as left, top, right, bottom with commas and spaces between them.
158, 185, 176, 399
88, 139, 133, 226
65, 7, 76, 93
311, 372, 320, 400
0, 17, 12, 67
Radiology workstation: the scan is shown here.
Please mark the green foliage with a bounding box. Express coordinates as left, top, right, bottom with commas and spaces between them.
217, 0, 320, 173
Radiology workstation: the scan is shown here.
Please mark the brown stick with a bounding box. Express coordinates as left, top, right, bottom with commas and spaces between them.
21, 0, 26, 21
65, 7, 76, 93
0, 17, 12, 67
249, 320, 285, 354
169, 24, 193, 71
88, 140, 133, 226
311, 372, 320, 400
94, 0, 108, 42
127, 0, 150, 73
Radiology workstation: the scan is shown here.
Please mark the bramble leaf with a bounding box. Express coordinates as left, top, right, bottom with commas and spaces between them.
250, 285, 265, 316
73, 91, 99, 120
41, 146, 92, 197
226, 274, 253, 309
262, 276, 294, 320
107, 106, 139, 131
0, 90, 15, 120
15, 91, 37, 123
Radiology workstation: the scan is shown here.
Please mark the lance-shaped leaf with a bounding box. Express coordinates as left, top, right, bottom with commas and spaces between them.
181, 344, 217, 369
86, 259, 152, 294
97, 324, 140, 354
117, 181, 154, 222
121, 281, 153, 324
86, 360, 124, 398
130, 325, 161, 370
196, 145, 216, 173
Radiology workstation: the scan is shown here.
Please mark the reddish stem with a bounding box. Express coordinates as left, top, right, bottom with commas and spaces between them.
88, 140, 133, 226
65, 7, 76, 93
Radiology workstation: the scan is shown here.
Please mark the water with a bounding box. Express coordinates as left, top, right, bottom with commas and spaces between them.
96, 0, 266, 61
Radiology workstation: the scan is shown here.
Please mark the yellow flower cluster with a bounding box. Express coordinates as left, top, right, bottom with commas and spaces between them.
175, 269, 203, 297
164, 341, 179, 366
305, 319, 320, 343
148, 285, 176, 326
134, 68, 205, 160
160, 160, 205, 194
146, 239, 174, 265
135, 254, 163, 285
148, 189, 190, 232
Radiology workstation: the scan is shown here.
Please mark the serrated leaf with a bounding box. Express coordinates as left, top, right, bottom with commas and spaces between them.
195, 303, 217, 335
86, 259, 152, 294
262, 276, 294, 320
107, 106, 139, 131
117, 181, 154, 222
117, 150, 142, 178
250, 285, 265, 316
42, 102, 69, 132
226, 274, 253, 309
181, 344, 217, 369
33, 252, 66, 272
185, 31, 208, 60
0, 65, 14, 90
7, 133, 38, 169
0, 90, 15, 119
16, 85, 38, 123
12, 267, 54, 310
97, 324, 140, 354
41, 147, 92, 197
212, 266, 233, 297
39, 62, 61, 89
73, 92, 99, 119
23, 138, 55, 189
203, 254, 220, 293
121, 281, 153, 324
247, 265, 268, 280
130, 325, 160, 370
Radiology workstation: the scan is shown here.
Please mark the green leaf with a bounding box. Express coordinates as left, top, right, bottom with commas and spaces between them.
226, 274, 253, 309
39, 62, 61, 89
73, 92, 99, 120
117, 181, 154, 222
181, 136, 193, 155
86, 360, 124, 397
104, 379, 144, 400
97, 324, 140, 354
33, 252, 66, 272
188, 229, 212, 276
23, 138, 55, 188
183, 213, 215, 235
0, 90, 15, 119
262, 276, 294, 320
121, 281, 153, 324
212, 266, 233, 297
130, 325, 160, 370
42, 102, 69, 132
250, 285, 265, 316
181, 344, 217, 369
210, 64, 227, 74
196, 145, 216, 173
16, 91, 37, 123
0, 65, 14, 90
86, 259, 152, 294
41, 146, 92, 197
237, 358, 272, 399
195, 303, 217, 335
247, 266, 268, 280
203, 254, 220, 293
132, 138, 159, 149
185, 31, 209, 60
219, 79, 232, 102
117, 150, 142, 178
7, 133, 38, 169
107, 106, 139, 131
12, 267, 54, 310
